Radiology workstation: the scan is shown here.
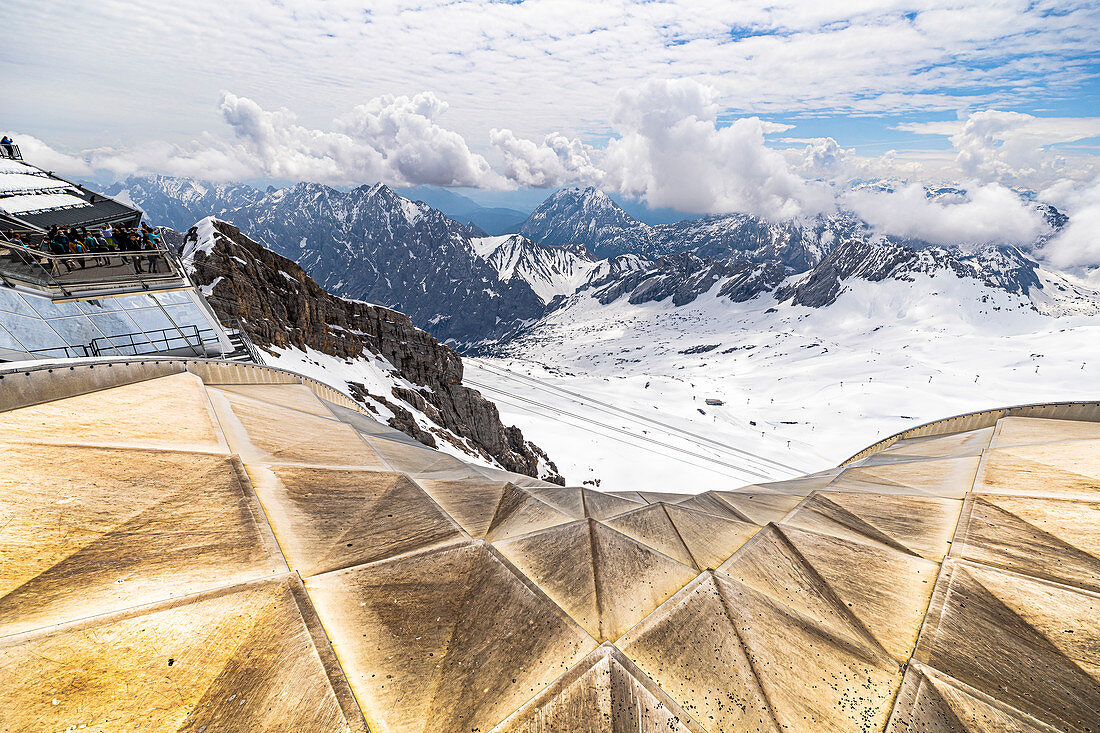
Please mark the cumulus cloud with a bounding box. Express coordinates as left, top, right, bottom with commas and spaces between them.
221, 92, 502, 187
1038, 179, 1100, 271
781, 137, 858, 180
8, 133, 94, 178
16, 93, 504, 189
900, 111, 1100, 189
599, 79, 834, 219
843, 182, 1048, 247
489, 129, 602, 188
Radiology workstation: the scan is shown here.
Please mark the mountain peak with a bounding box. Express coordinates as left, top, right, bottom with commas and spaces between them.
519, 186, 650, 257
553, 185, 613, 205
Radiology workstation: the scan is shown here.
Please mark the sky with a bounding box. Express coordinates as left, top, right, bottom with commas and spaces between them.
3, 1, 1100, 253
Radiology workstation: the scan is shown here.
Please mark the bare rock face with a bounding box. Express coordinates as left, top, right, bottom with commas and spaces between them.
181, 219, 563, 483
588, 251, 784, 307
774, 239, 1042, 308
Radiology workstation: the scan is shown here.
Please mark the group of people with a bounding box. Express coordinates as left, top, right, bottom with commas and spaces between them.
0, 135, 15, 158
2, 222, 165, 275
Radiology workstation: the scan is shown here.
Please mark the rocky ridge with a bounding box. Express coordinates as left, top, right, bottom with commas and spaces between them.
471, 234, 599, 305
180, 218, 563, 482
581, 239, 1049, 310
111, 176, 546, 348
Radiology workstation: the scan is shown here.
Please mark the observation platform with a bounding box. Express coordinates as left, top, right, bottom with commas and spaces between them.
0, 357, 1097, 732
0, 153, 237, 361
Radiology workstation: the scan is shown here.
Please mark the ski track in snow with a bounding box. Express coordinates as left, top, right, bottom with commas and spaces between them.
469, 271, 1100, 493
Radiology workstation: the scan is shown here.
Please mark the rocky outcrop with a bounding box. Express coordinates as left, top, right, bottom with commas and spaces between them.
717, 260, 787, 302
775, 239, 1042, 308
588, 251, 784, 307
181, 218, 563, 483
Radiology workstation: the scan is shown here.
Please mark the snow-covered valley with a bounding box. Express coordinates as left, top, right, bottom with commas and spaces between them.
114, 177, 1100, 493
470, 269, 1100, 492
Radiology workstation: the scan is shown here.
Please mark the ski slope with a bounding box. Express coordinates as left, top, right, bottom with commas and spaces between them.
469, 269, 1100, 492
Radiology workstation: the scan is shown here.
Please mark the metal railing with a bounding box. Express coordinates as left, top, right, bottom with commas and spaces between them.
24, 325, 220, 361
0, 143, 21, 161
0, 234, 186, 296
89, 325, 219, 358
25, 343, 93, 359
227, 317, 267, 364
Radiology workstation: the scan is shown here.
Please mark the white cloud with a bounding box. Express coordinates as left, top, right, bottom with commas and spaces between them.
783, 137, 856, 180
7, 134, 94, 179
843, 182, 1047, 247
6, 0, 1099, 151
15, 93, 504, 189
600, 79, 834, 219
898, 111, 1100, 188
1038, 179, 1100, 272
84, 136, 260, 181
489, 129, 602, 188
222, 92, 502, 187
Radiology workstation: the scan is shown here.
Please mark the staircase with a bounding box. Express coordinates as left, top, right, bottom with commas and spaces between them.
223, 319, 266, 364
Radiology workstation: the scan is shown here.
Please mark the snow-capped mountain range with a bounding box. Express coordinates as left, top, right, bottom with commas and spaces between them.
470, 234, 599, 305
109, 177, 545, 347
113, 176, 1096, 341
520, 186, 861, 270
108, 174, 1100, 489
518, 186, 653, 258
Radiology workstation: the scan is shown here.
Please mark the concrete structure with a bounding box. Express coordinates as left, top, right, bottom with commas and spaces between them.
0, 358, 1097, 731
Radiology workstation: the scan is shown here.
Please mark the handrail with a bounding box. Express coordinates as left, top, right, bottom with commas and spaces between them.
89, 325, 219, 358
0, 143, 21, 161
26, 343, 92, 359
17, 326, 219, 362
228, 317, 267, 365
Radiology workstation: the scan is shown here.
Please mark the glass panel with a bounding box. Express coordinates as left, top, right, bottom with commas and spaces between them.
46, 316, 105, 352
0, 288, 36, 317
0, 324, 22, 351
152, 290, 193, 305
75, 297, 123, 314
86, 310, 139, 338
163, 302, 211, 331
125, 306, 177, 335
0, 311, 65, 351
25, 293, 83, 318
112, 294, 159, 309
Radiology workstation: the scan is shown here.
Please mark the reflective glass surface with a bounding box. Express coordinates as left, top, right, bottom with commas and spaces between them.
75, 298, 124, 314
0, 289, 36, 317
47, 316, 106, 348
112, 294, 160, 310
0, 287, 224, 358
164, 303, 212, 331
152, 290, 193, 305
127, 307, 179, 335
26, 296, 82, 318
0, 324, 21, 350
0, 311, 66, 350
86, 310, 140, 338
